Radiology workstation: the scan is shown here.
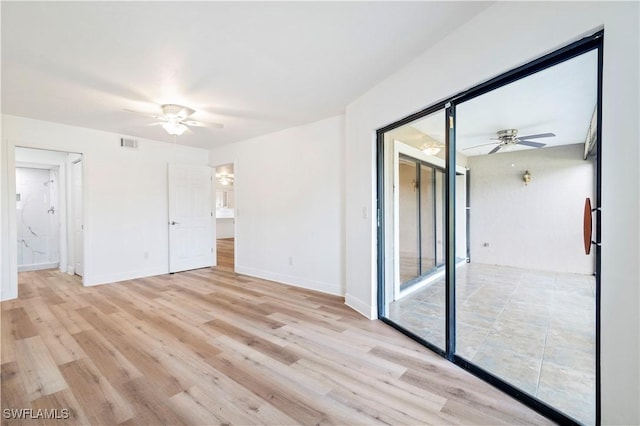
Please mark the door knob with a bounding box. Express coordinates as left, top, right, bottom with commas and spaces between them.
170, 221, 179, 225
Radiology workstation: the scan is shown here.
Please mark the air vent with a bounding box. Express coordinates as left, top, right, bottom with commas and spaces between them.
120, 137, 138, 149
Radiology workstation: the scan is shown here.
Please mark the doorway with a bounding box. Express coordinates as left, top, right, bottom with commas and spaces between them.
167, 164, 214, 273
15, 165, 60, 272
377, 32, 602, 425
14, 147, 84, 283
214, 163, 235, 270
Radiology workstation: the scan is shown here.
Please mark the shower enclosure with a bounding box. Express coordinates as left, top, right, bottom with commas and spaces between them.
15, 166, 60, 271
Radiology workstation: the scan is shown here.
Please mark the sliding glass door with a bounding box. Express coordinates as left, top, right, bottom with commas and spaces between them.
377, 32, 602, 425
379, 108, 450, 352
453, 48, 598, 425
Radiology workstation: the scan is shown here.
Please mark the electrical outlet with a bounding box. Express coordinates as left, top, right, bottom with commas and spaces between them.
143, 251, 149, 260
288, 256, 293, 266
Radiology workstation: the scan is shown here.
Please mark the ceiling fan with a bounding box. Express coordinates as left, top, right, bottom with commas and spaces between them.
465, 129, 555, 154
124, 104, 223, 136
420, 141, 445, 156
216, 172, 234, 186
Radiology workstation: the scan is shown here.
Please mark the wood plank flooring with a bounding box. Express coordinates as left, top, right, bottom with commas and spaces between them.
1, 239, 551, 425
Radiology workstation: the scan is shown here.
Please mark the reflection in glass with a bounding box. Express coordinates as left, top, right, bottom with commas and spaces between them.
398, 159, 419, 283
419, 164, 436, 275
381, 109, 448, 350
454, 49, 598, 424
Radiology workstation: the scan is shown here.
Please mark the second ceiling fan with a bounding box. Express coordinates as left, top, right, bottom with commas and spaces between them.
466, 129, 556, 154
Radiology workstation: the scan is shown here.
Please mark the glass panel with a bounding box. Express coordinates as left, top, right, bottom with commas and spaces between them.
398, 158, 419, 283
435, 169, 446, 267
381, 109, 447, 350
454, 49, 598, 424
419, 164, 435, 274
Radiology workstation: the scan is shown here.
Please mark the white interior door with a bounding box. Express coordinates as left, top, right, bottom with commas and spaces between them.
73, 159, 84, 277
168, 164, 213, 273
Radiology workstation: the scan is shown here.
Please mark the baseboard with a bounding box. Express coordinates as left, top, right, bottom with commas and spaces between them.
235, 265, 344, 296
67, 265, 75, 275
0, 287, 18, 302
17, 262, 59, 272
345, 293, 376, 319
85, 266, 168, 287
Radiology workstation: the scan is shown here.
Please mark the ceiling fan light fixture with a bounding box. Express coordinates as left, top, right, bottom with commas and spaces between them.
216, 173, 234, 186
124, 103, 223, 135
162, 104, 194, 121
422, 146, 441, 156
162, 120, 187, 136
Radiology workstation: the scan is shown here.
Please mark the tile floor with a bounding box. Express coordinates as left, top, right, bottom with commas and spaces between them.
398, 254, 440, 283
388, 262, 596, 425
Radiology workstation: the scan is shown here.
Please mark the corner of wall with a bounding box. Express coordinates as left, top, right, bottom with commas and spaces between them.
345, 293, 376, 319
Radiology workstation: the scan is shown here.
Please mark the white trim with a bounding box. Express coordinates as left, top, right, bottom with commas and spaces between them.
235, 264, 343, 297
17, 262, 59, 272
2, 139, 88, 301
85, 266, 168, 287
345, 293, 376, 319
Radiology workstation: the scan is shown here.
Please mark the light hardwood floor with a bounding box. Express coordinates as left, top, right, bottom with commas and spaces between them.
1, 240, 551, 425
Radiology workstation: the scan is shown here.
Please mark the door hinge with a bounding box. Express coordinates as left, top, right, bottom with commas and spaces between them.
211, 248, 213, 252
211, 211, 213, 217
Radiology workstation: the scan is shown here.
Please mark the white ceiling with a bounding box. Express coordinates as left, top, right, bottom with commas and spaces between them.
1, 1, 492, 149
404, 49, 598, 156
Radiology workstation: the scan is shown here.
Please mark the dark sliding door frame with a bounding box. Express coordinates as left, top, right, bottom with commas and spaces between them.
376, 30, 603, 425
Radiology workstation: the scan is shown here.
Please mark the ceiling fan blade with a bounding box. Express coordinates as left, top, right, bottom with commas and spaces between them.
123, 108, 163, 120
182, 120, 224, 129
518, 140, 546, 148
463, 142, 499, 150
488, 145, 502, 154
517, 132, 556, 140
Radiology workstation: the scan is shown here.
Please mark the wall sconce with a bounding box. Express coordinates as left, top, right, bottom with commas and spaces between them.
523, 170, 532, 186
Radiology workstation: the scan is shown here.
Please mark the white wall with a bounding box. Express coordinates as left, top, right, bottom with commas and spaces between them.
1, 115, 210, 300
209, 115, 344, 295
216, 218, 235, 239
468, 144, 594, 274
344, 2, 639, 423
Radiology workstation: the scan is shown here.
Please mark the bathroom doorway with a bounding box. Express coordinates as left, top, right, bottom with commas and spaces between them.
14, 147, 84, 283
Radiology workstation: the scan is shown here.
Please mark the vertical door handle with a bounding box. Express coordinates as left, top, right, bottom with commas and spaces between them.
583, 197, 600, 255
